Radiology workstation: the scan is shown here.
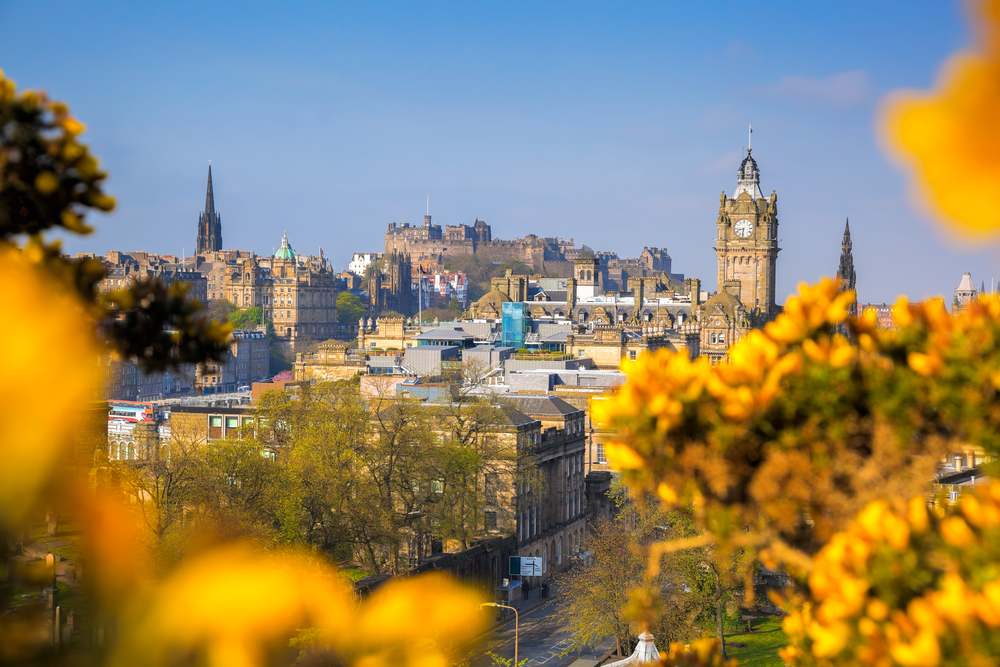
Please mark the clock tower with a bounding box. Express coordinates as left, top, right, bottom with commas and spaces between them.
714, 149, 780, 319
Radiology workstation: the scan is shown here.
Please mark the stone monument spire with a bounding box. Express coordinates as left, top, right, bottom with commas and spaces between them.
196, 164, 223, 254
836, 218, 855, 293
836, 218, 857, 323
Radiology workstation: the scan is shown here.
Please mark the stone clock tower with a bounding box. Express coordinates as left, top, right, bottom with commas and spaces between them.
714, 149, 780, 319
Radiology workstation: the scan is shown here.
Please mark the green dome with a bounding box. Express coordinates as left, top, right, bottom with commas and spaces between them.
275, 231, 295, 261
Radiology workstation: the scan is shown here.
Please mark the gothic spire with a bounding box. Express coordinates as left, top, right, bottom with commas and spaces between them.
205, 164, 215, 216
196, 164, 222, 254
837, 217, 856, 293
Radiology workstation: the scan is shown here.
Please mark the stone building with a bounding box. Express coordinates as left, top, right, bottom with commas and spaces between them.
195, 328, 270, 393
713, 149, 780, 319
97, 252, 208, 304
692, 149, 782, 362
369, 250, 413, 316
102, 357, 197, 401
955, 272, 978, 312
384, 215, 576, 275
198, 231, 337, 348
269, 232, 339, 345
510, 395, 588, 576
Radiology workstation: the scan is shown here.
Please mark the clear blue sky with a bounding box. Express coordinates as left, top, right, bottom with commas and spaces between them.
1, 0, 994, 303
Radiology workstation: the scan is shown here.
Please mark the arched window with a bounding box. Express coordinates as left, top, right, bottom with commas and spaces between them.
718, 334, 725, 344
587, 270, 592, 280
579, 270, 585, 279
711, 333, 717, 344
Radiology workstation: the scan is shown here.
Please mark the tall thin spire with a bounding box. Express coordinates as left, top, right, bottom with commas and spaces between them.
837, 217, 856, 294
205, 164, 216, 216
196, 163, 222, 254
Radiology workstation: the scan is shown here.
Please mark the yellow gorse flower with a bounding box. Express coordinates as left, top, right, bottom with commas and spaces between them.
783, 482, 1000, 666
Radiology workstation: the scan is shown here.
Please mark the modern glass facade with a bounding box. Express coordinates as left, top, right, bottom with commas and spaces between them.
501, 302, 530, 349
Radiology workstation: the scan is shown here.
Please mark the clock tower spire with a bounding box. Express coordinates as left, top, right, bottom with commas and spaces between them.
713, 148, 781, 319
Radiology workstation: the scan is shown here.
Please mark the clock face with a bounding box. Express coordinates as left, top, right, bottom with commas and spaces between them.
734, 219, 753, 238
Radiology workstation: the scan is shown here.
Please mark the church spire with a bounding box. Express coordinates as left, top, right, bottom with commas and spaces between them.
205, 164, 215, 216
196, 163, 222, 254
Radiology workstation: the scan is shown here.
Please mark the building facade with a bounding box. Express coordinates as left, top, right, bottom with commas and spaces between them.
713, 149, 780, 319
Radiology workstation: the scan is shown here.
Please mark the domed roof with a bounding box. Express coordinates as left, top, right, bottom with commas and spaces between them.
477, 289, 512, 308
275, 231, 295, 261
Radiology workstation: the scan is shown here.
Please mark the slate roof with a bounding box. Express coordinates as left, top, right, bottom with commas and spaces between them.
507, 394, 583, 417
414, 328, 474, 341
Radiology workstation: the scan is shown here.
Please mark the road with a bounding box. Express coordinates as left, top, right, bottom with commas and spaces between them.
471, 581, 615, 667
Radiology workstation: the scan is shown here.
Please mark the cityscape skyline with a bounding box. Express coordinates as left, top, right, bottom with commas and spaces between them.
1, 0, 994, 303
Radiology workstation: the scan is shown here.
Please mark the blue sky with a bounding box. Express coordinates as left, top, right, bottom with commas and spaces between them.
1, 0, 994, 303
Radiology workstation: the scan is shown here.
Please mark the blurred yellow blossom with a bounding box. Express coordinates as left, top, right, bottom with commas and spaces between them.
881, 0, 1000, 235
0, 244, 97, 529
782, 483, 1000, 666
110, 544, 484, 667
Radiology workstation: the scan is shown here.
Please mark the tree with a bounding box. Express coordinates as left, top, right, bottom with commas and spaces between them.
338, 291, 365, 324
107, 434, 201, 571
559, 484, 705, 657
207, 298, 238, 323
228, 305, 264, 329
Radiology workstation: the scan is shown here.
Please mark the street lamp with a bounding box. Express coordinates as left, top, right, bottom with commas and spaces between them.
480, 602, 518, 666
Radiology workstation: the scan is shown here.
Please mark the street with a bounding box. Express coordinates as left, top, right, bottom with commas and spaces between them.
470, 581, 615, 667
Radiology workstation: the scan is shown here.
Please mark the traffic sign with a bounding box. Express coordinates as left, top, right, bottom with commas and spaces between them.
509, 556, 542, 577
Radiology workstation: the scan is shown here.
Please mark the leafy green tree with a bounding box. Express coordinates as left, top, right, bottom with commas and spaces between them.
337, 291, 365, 324
228, 306, 264, 329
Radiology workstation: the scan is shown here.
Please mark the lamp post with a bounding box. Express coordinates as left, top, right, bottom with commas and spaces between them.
480, 602, 518, 666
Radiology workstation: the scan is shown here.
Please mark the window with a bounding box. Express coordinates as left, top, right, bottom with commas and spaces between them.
431, 480, 444, 494
596, 442, 607, 464
485, 473, 499, 504
484, 510, 497, 531
629, 350, 637, 360
209, 416, 223, 440
578, 350, 586, 358
226, 417, 239, 429
711, 333, 717, 344
718, 334, 725, 344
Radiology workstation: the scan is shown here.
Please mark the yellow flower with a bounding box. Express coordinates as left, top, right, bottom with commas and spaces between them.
807, 620, 849, 657
961, 494, 1000, 527
889, 628, 941, 667
975, 579, 1000, 627
34, 171, 59, 195
908, 351, 944, 377
604, 441, 645, 469
940, 516, 975, 547
657, 482, 678, 504
932, 573, 973, 625
882, 511, 911, 550
0, 246, 97, 529
855, 500, 890, 543
868, 599, 889, 621
907, 497, 930, 532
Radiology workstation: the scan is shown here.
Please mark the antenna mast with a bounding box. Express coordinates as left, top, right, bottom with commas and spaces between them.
748, 124, 752, 152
